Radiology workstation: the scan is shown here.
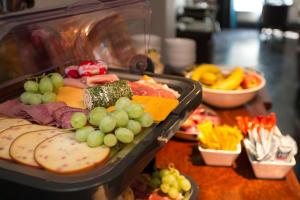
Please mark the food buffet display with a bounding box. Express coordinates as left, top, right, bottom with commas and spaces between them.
0, 0, 298, 200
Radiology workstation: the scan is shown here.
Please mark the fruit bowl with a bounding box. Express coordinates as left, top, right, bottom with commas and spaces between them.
186, 67, 266, 108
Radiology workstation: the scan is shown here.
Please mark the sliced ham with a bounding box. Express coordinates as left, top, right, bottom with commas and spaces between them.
128, 81, 178, 99
64, 78, 87, 89
0, 118, 31, 133
84, 74, 119, 87
10, 129, 66, 167
0, 124, 55, 160
35, 133, 110, 174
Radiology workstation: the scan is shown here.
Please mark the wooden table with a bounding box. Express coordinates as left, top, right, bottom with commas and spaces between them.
155, 96, 300, 200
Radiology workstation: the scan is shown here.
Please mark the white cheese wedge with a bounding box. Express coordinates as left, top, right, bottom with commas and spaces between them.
10, 129, 67, 167
35, 133, 110, 174
0, 118, 31, 133
0, 124, 56, 160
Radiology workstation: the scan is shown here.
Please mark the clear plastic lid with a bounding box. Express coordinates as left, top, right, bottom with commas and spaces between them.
0, 0, 151, 87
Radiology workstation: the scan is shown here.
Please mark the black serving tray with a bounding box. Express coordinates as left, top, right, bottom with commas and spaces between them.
0, 68, 201, 199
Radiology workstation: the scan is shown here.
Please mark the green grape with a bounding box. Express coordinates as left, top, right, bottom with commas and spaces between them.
75, 126, 95, 142
126, 103, 144, 119
71, 112, 87, 129
88, 107, 107, 126
86, 130, 105, 147
99, 115, 116, 133
126, 120, 142, 135
42, 92, 56, 103
103, 134, 118, 147
28, 93, 42, 105
20, 92, 33, 104
24, 80, 39, 93
50, 73, 64, 88
159, 169, 170, 178
115, 128, 134, 143
179, 178, 191, 192
170, 168, 180, 177
160, 183, 170, 194
168, 187, 179, 199
111, 110, 129, 127
115, 97, 131, 110
162, 174, 176, 185
138, 112, 154, 128
39, 77, 53, 94
149, 177, 161, 188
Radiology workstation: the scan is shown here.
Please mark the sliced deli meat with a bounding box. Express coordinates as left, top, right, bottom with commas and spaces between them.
35, 133, 110, 174
10, 129, 67, 167
84, 74, 119, 87
0, 124, 56, 160
0, 118, 31, 133
22, 102, 67, 124
0, 99, 25, 117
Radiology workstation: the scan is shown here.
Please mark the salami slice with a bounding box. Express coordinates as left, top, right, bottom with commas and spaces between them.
0, 124, 56, 160
10, 129, 67, 167
35, 133, 110, 174
0, 118, 31, 133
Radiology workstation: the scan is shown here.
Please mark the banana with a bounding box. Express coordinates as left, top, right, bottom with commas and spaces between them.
191, 64, 220, 81
212, 67, 244, 90
200, 72, 218, 85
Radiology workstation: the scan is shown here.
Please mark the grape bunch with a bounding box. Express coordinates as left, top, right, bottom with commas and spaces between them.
71, 97, 154, 148
149, 165, 192, 200
20, 73, 64, 105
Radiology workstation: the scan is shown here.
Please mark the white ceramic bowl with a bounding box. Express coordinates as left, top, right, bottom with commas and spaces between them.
165, 38, 196, 49
244, 144, 296, 179
187, 68, 266, 108
198, 143, 241, 166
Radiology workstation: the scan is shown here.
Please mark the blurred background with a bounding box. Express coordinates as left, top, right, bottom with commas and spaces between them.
1, 0, 300, 179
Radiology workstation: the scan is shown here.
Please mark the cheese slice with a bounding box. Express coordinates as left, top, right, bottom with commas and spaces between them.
10, 129, 67, 167
56, 86, 86, 109
35, 133, 110, 174
0, 124, 56, 160
0, 118, 31, 133
131, 95, 179, 121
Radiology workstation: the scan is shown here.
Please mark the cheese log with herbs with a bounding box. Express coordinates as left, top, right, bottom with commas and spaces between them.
35, 133, 110, 174
10, 129, 67, 167
0, 124, 56, 160
84, 80, 132, 109
132, 96, 179, 121
56, 86, 86, 109
0, 118, 31, 132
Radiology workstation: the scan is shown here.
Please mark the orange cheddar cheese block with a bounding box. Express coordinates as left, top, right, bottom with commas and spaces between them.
0, 118, 31, 133
56, 86, 86, 109
35, 133, 110, 174
0, 124, 56, 160
10, 129, 67, 167
131, 95, 179, 121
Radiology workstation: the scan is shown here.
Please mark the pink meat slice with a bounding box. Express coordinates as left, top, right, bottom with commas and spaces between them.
0, 99, 25, 117
128, 82, 177, 99
84, 74, 119, 87
64, 78, 87, 89
53, 106, 86, 122
22, 102, 67, 125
